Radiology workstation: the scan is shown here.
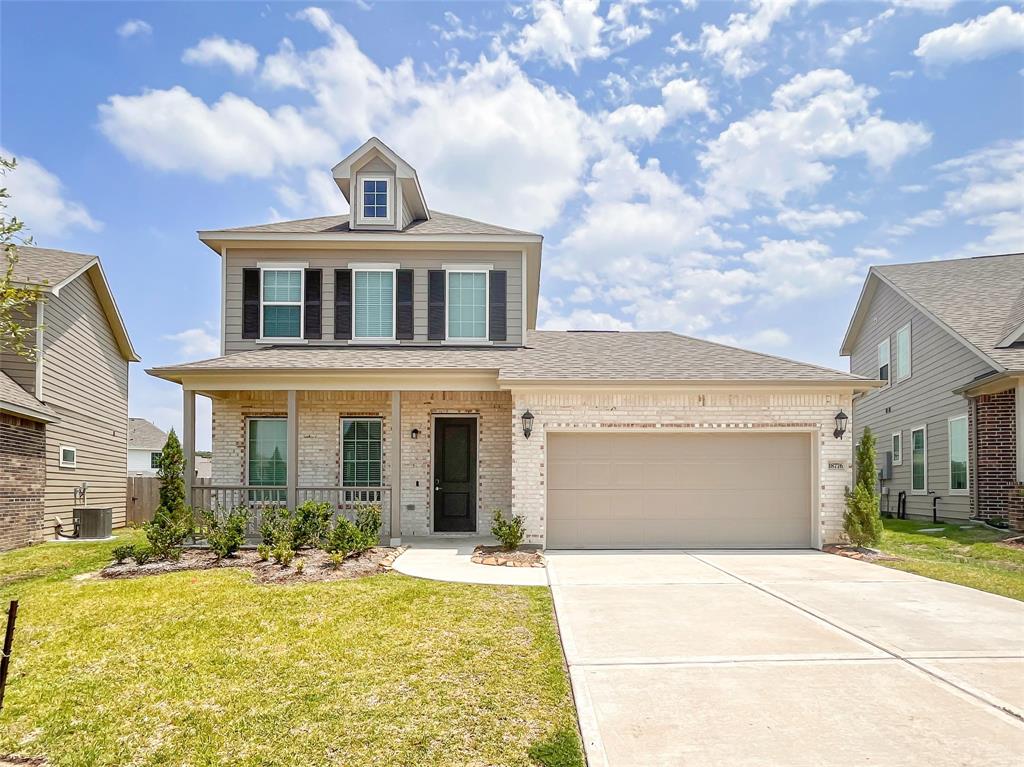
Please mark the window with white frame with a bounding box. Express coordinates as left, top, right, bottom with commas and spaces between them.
896, 324, 911, 382
362, 178, 389, 220
341, 418, 382, 487
948, 416, 969, 494
150, 452, 161, 469
878, 337, 890, 385
353, 269, 395, 340
447, 270, 488, 340
891, 432, 902, 465
59, 446, 77, 468
247, 418, 287, 501
911, 426, 927, 493
261, 269, 302, 339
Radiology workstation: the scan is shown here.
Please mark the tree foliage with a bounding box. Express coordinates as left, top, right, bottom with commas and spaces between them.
844, 427, 884, 547
145, 428, 193, 560
0, 156, 43, 360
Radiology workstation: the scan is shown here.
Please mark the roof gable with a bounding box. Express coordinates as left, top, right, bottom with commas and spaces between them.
331, 137, 429, 224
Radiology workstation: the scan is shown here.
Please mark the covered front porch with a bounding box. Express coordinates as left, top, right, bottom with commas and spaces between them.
180, 387, 514, 544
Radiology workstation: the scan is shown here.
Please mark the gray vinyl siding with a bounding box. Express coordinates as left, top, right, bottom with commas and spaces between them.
849, 281, 994, 520
224, 248, 524, 353
0, 303, 39, 395
40, 273, 129, 532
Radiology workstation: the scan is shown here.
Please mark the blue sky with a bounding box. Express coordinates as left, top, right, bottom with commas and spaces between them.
2, 0, 1022, 448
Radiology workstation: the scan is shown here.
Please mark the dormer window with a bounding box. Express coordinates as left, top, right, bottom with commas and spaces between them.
362, 178, 389, 220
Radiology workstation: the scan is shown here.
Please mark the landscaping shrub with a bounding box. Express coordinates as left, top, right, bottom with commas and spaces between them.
131, 545, 154, 566
272, 543, 294, 567
295, 559, 305, 574
199, 505, 250, 560
491, 509, 525, 550
292, 500, 333, 548
259, 507, 293, 549
844, 427, 884, 547
354, 502, 382, 543
256, 544, 271, 561
324, 503, 381, 558
110, 543, 135, 564
144, 429, 194, 560
328, 552, 345, 569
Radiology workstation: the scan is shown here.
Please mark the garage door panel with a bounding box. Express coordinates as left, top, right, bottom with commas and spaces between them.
547, 432, 812, 549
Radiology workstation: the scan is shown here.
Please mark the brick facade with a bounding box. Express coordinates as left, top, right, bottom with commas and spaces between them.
509, 389, 855, 547
0, 413, 46, 551
970, 389, 1023, 530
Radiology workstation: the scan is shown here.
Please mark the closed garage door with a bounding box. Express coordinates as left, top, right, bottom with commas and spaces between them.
547, 432, 813, 549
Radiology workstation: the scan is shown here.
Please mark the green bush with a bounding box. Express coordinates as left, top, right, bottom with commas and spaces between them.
491, 509, 525, 550
328, 552, 345, 569
354, 502, 382, 543
324, 504, 381, 558
144, 505, 193, 561
110, 543, 135, 564
844, 427, 883, 547
272, 543, 294, 567
295, 559, 305, 574
199, 505, 250, 560
256, 544, 271, 561
155, 428, 187, 516
131, 545, 154, 566
292, 500, 333, 549
259, 507, 293, 549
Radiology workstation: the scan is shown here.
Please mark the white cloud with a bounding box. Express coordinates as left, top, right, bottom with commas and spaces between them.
511, 0, 609, 71
706, 327, 791, 349
893, 0, 960, 12
183, 36, 260, 74
163, 327, 219, 358
661, 78, 716, 119
899, 183, 927, 193
743, 238, 864, 304
776, 205, 864, 233
604, 103, 667, 142
853, 246, 893, 261
915, 6, 1024, 67
828, 9, 894, 60
699, 0, 799, 79
117, 19, 152, 38
98, 86, 338, 181
0, 149, 102, 238
539, 303, 635, 331
700, 69, 931, 212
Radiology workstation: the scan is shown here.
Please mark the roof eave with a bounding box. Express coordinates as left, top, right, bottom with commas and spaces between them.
499, 377, 879, 391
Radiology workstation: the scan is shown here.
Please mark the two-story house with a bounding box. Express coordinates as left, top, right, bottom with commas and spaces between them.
841, 253, 1024, 531
149, 137, 876, 550
0, 246, 138, 550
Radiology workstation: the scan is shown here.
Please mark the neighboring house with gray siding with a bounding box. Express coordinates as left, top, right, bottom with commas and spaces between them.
149, 137, 876, 551
841, 253, 1024, 530
128, 417, 168, 476
0, 246, 138, 548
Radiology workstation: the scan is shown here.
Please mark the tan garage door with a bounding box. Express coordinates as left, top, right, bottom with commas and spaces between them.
547, 432, 813, 549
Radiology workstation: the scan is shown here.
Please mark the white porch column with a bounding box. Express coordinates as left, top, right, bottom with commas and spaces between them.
390, 391, 402, 545
182, 388, 196, 507
287, 390, 298, 509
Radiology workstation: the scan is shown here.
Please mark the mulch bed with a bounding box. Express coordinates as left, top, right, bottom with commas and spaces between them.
97, 547, 405, 584
823, 544, 901, 562
997, 536, 1024, 551
0, 758, 47, 766
472, 545, 545, 568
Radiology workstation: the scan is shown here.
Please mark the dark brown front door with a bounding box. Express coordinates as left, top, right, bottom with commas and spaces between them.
433, 417, 477, 533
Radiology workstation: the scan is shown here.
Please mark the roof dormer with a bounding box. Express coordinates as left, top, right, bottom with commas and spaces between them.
332, 137, 430, 232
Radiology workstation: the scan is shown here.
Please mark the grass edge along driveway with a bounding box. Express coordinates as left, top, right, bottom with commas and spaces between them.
0, 531, 584, 767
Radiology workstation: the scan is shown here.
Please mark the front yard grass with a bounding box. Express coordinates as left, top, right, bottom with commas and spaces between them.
0, 531, 583, 767
875, 518, 1024, 601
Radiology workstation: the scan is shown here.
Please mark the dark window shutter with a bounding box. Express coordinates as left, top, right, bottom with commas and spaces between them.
303, 269, 322, 339
489, 270, 507, 342
428, 270, 446, 341
396, 269, 414, 340
334, 269, 352, 340
242, 268, 260, 339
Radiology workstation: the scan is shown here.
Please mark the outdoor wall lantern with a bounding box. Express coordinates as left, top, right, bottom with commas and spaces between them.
833, 410, 848, 440
522, 410, 535, 440
411, 428, 420, 440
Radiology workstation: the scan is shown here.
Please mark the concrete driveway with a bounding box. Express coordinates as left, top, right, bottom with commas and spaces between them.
546, 550, 1024, 767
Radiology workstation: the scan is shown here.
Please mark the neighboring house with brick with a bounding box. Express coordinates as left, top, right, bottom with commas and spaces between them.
128, 418, 167, 476
0, 246, 138, 549
841, 253, 1024, 531
149, 137, 876, 550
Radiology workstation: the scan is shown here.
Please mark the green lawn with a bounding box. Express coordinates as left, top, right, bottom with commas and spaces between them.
0, 531, 583, 767
875, 518, 1024, 601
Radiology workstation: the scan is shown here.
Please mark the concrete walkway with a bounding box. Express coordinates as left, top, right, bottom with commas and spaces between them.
547, 549, 1024, 767
392, 536, 547, 586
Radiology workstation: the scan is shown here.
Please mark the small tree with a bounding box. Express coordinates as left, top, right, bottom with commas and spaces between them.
844, 427, 884, 546
156, 428, 186, 513
145, 428, 192, 559
0, 156, 44, 360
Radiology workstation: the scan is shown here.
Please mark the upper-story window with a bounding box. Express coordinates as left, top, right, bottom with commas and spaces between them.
354, 268, 395, 340
447, 270, 488, 340
362, 178, 389, 220
895, 323, 911, 382
262, 268, 303, 339
877, 337, 890, 385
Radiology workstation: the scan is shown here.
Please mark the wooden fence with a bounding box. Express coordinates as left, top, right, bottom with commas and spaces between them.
126, 477, 211, 526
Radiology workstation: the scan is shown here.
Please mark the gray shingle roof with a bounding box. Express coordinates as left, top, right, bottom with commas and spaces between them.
11, 246, 95, 288
213, 210, 539, 237
149, 331, 866, 385
874, 253, 1024, 371
0, 371, 55, 421
129, 418, 168, 450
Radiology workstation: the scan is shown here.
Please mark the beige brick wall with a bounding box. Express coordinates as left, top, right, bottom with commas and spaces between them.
211, 390, 513, 537
509, 389, 856, 547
